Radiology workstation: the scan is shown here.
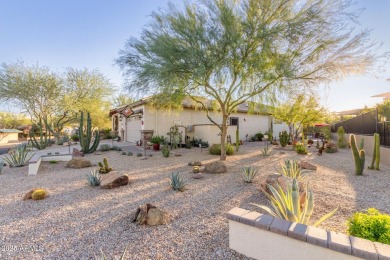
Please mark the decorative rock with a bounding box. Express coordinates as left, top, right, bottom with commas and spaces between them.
101, 174, 129, 189
94, 151, 102, 155
66, 158, 92, 168
23, 189, 35, 200
133, 204, 168, 226
204, 161, 227, 174
72, 148, 84, 157
193, 173, 203, 179
147, 208, 168, 226
299, 161, 317, 171
188, 161, 202, 166
174, 154, 182, 157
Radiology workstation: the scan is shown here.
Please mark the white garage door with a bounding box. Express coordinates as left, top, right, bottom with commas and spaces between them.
126, 117, 141, 143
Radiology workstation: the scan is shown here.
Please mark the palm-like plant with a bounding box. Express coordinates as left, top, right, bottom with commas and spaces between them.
169, 172, 186, 192
3, 143, 34, 167
252, 179, 337, 227
277, 159, 310, 180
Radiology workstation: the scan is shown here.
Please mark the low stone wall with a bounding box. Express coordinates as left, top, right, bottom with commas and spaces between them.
227, 207, 390, 260
28, 154, 72, 176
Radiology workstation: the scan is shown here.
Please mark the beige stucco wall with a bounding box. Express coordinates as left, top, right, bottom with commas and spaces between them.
229, 221, 359, 260
194, 125, 238, 145
0, 133, 19, 144
143, 106, 270, 143
332, 133, 390, 165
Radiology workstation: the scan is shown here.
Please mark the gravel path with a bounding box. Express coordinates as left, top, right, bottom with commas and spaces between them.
0, 143, 389, 259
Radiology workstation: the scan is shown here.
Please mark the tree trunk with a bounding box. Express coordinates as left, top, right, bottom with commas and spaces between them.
220, 115, 228, 161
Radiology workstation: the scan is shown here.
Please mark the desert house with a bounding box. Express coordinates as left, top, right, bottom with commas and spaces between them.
110, 98, 288, 145
0, 129, 22, 144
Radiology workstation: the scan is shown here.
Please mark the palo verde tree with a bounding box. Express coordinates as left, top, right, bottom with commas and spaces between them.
117, 0, 380, 160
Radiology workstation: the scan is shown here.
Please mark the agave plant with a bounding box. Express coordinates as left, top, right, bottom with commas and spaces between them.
169, 172, 186, 191
260, 145, 271, 156
86, 169, 102, 187
0, 159, 4, 174
277, 159, 310, 180
252, 179, 337, 227
3, 143, 34, 167
242, 166, 258, 183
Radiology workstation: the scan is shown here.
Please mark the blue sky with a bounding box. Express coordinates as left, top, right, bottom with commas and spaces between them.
0, 0, 389, 113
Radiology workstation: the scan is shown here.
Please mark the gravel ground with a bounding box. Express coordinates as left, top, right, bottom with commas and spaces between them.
0, 142, 389, 259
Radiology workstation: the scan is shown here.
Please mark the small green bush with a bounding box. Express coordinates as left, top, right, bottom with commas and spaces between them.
71, 134, 79, 141
209, 143, 234, 155
255, 132, 264, 141
337, 126, 347, 148
279, 130, 289, 147
127, 152, 133, 156
137, 153, 143, 157
162, 145, 170, 157
99, 144, 111, 151
294, 143, 308, 154
121, 151, 127, 155
347, 208, 390, 245
49, 160, 58, 164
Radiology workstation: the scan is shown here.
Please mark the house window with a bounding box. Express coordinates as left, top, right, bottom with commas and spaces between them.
229, 117, 239, 126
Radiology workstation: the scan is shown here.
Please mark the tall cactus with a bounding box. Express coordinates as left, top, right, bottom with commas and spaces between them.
29, 119, 50, 150
79, 111, 100, 154
350, 134, 365, 175
368, 133, 380, 170
235, 128, 239, 151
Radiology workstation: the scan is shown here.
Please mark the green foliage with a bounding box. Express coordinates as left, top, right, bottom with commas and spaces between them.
3, 143, 34, 167
150, 135, 165, 144
294, 143, 308, 154
321, 128, 332, 141
49, 160, 58, 164
137, 153, 143, 157
325, 142, 338, 153
242, 166, 258, 183
280, 131, 289, 148
127, 152, 133, 156
57, 135, 69, 145
277, 160, 310, 180
337, 126, 347, 148
350, 134, 365, 175
260, 144, 271, 156
0, 159, 4, 174
86, 169, 102, 187
99, 144, 111, 151
71, 134, 79, 141
0, 112, 29, 129
368, 133, 380, 170
255, 132, 264, 141
29, 120, 50, 150
98, 157, 112, 174
121, 151, 126, 155
79, 111, 100, 154
31, 189, 47, 200
162, 145, 170, 158
235, 128, 239, 152
252, 179, 337, 227
209, 143, 234, 156
347, 208, 390, 245
169, 172, 186, 192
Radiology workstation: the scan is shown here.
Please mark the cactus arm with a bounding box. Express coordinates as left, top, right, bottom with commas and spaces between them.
89, 131, 100, 153
350, 134, 364, 175
369, 134, 377, 170
79, 112, 85, 151
375, 133, 380, 170
86, 113, 92, 151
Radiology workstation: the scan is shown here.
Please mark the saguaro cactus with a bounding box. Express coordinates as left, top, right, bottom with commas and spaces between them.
79, 111, 100, 154
235, 128, 239, 151
368, 133, 380, 170
350, 134, 365, 175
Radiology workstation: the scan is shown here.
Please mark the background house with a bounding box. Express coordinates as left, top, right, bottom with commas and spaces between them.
110, 98, 288, 145
0, 129, 22, 144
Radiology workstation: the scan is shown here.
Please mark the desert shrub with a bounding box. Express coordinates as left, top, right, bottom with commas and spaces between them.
347, 208, 390, 245
127, 152, 133, 156
337, 126, 347, 148
99, 144, 111, 151
209, 143, 234, 155
71, 134, 79, 141
162, 145, 170, 157
242, 166, 258, 183
49, 160, 58, 164
3, 143, 34, 167
57, 136, 69, 145
121, 151, 127, 155
137, 153, 143, 157
325, 142, 338, 153
111, 145, 122, 151
98, 158, 112, 174
169, 172, 186, 192
255, 132, 264, 141
294, 143, 308, 154
279, 131, 289, 147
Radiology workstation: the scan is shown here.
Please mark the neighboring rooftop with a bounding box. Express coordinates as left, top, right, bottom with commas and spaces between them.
336, 108, 364, 116
0, 129, 22, 133
371, 92, 390, 101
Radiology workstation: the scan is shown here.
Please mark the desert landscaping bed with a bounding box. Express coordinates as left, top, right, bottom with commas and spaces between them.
0, 143, 389, 259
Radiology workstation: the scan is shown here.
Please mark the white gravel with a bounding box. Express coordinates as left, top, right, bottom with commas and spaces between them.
0, 142, 389, 259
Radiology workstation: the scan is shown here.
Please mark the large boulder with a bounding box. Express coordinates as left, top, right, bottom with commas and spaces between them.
298, 161, 317, 171
204, 161, 227, 174
101, 172, 129, 189
133, 204, 168, 226
66, 158, 92, 168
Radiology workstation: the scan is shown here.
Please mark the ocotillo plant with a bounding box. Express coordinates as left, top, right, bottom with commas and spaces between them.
78, 111, 100, 154
235, 128, 239, 151
368, 133, 380, 170
350, 134, 365, 175
29, 119, 50, 150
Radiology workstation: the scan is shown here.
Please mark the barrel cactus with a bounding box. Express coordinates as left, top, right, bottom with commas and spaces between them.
31, 189, 47, 200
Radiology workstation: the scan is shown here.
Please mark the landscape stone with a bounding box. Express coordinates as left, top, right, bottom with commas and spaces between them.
72, 148, 84, 157
101, 175, 129, 189
204, 161, 227, 174
299, 161, 317, 171
66, 157, 92, 168
193, 173, 203, 179
147, 208, 168, 226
